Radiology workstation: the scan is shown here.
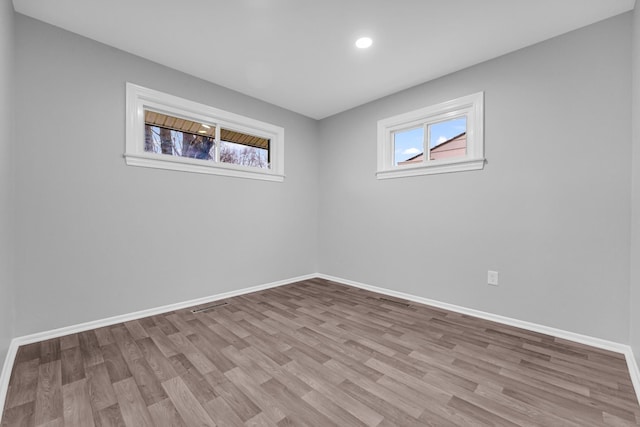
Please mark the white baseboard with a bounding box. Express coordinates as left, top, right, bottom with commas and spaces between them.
317, 273, 640, 405
1, 272, 639, 418
0, 340, 19, 422
626, 348, 640, 407
0, 273, 316, 419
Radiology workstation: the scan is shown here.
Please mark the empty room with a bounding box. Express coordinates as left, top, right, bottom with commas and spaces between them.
2, 0, 640, 425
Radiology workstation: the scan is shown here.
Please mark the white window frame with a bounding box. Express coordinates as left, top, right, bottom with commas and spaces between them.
125, 83, 285, 182
376, 92, 484, 179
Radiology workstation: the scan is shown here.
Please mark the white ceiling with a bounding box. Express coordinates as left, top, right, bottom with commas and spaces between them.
12, 0, 636, 119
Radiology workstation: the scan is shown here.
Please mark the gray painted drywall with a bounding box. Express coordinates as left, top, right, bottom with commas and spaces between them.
0, 1, 15, 366
318, 13, 632, 343
631, 5, 640, 368
13, 14, 318, 336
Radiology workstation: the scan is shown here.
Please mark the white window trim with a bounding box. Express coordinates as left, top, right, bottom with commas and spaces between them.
125, 83, 285, 182
376, 92, 484, 179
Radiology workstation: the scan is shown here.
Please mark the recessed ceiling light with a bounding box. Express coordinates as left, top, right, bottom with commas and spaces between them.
355, 37, 373, 49
201, 124, 211, 129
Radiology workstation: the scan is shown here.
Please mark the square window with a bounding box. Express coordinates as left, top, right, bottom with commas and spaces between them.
377, 92, 484, 179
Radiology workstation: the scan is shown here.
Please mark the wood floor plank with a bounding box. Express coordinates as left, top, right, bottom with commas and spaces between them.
111, 378, 153, 427
136, 317, 156, 331
121, 356, 167, 406
209, 314, 251, 341
1, 402, 35, 427
221, 345, 272, 385
135, 338, 177, 383
301, 389, 369, 427
60, 348, 84, 386
58, 335, 79, 352
84, 363, 116, 413
145, 327, 179, 359
186, 329, 236, 373
323, 358, 423, 419
603, 411, 640, 427
501, 386, 605, 427
34, 361, 62, 426
241, 333, 292, 366
5, 359, 40, 409
207, 378, 261, 422
240, 345, 311, 397
202, 396, 246, 427
161, 376, 216, 427
164, 313, 195, 336
261, 377, 337, 427
146, 398, 186, 427
245, 412, 277, 427
3, 279, 640, 427
100, 344, 130, 384
337, 379, 440, 427
167, 332, 217, 375
77, 332, 103, 369
473, 382, 586, 427
366, 357, 452, 403
187, 318, 231, 350
224, 367, 286, 424
150, 315, 178, 336
123, 321, 148, 342
61, 379, 94, 427
39, 340, 60, 365
284, 360, 384, 427
176, 367, 217, 405
108, 326, 142, 366
35, 417, 63, 427
14, 344, 40, 365
92, 328, 114, 348
93, 404, 125, 427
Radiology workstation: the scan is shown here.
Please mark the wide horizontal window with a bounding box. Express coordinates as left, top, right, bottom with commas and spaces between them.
377, 92, 484, 179
126, 83, 284, 181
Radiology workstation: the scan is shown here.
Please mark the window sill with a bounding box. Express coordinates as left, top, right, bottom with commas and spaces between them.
124, 152, 285, 182
376, 157, 485, 180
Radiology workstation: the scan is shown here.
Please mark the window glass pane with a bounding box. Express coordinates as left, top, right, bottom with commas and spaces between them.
394, 127, 424, 166
428, 116, 467, 160
220, 128, 270, 169
144, 110, 215, 160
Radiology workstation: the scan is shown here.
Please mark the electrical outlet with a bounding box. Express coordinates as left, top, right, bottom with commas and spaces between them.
488, 270, 499, 286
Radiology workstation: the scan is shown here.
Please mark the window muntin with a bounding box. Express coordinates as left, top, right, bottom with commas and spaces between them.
126, 83, 284, 181
377, 92, 484, 179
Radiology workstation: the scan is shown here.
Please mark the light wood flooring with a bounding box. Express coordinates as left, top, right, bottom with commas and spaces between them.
2, 278, 640, 426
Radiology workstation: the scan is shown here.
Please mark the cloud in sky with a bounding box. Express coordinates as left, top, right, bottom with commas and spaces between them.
437, 136, 448, 144
401, 147, 421, 155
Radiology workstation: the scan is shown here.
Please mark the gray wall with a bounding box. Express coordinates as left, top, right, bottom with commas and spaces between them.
13, 15, 319, 336
318, 14, 632, 343
631, 5, 640, 367
0, 1, 15, 364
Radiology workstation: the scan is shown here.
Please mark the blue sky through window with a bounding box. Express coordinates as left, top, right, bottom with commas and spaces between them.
430, 117, 466, 148
394, 116, 467, 164
394, 127, 423, 164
